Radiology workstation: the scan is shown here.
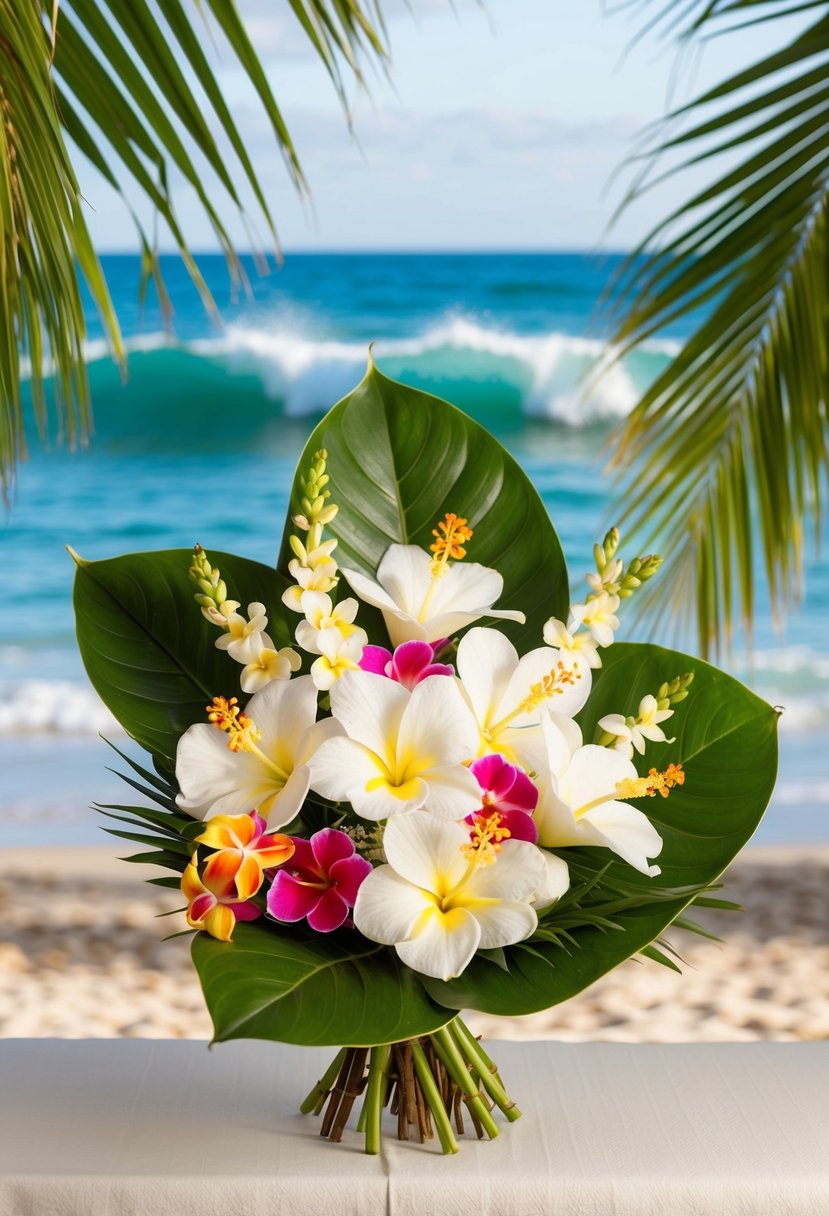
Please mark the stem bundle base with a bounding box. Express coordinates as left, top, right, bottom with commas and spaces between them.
300, 1016, 520, 1155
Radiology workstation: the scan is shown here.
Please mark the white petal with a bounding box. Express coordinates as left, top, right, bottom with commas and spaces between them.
456, 627, 518, 729
295, 619, 323, 655
397, 675, 480, 772
249, 675, 319, 767
546, 711, 583, 757
382, 813, 469, 894
462, 838, 546, 903
339, 566, 402, 616
375, 545, 433, 617
534, 778, 583, 848
581, 801, 664, 877
175, 724, 264, 819
308, 735, 384, 804
353, 868, 432, 945
328, 669, 410, 768
466, 899, 537, 950
261, 764, 310, 829
598, 713, 630, 737
560, 744, 638, 813
297, 715, 345, 767
395, 905, 481, 981
541, 712, 575, 780
531, 851, 571, 909
421, 764, 484, 819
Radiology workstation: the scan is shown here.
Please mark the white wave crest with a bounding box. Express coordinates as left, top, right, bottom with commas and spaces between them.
0, 680, 123, 737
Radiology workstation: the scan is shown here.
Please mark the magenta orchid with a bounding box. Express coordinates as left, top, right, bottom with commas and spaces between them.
358, 639, 454, 690
267, 827, 372, 932
466, 753, 539, 844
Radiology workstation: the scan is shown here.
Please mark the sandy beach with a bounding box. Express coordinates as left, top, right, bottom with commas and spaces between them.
1, 844, 827, 1043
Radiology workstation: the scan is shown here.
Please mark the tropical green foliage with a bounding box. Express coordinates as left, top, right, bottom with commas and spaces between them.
277, 359, 571, 651
73, 369, 777, 1046
608, 0, 829, 654
0, 0, 387, 495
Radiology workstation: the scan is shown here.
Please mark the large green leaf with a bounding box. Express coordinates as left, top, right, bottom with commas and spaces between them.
192, 921, 452, 1047
73, 548, 293, 765
422, 642, 778, 1016
277, 359, 569, 653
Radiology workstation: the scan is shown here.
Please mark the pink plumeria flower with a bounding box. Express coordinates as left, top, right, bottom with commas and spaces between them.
466, 753, 539, 844
358, 639, 454, 690
267, 827, 373, 933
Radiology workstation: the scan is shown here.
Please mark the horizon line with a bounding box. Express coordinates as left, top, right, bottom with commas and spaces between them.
92, 246, 634, 258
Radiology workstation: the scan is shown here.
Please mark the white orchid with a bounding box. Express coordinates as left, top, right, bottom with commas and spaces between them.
214, 601, 272, 665
455, 627, 591, 772
295, 591, 367, 656
533, 714, 665, 877
569, 592, 620, 648
240, 645, 301, 694
598, 695, 676, 760
175, 676, 340, 827
542, 615, 602, 669
308, 669, 482, 821
353, 812, 545, 981
341, 543, 524, 648
309, 629, 365, 691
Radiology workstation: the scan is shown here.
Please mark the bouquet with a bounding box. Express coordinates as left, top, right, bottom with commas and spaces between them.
72, 361, 777, 1155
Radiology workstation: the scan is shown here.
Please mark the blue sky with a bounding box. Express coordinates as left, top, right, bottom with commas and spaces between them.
81, 0, 795, 252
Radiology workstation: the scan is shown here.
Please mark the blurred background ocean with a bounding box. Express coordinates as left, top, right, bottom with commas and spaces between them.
4, 251, 827, 846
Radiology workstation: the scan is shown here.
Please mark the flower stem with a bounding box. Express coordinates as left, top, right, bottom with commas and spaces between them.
431, 1026, 500, 1140
411, 1040, 459, 1155
450, 1020, 521, 1122
363, 1044, 391, 1156
299, 1046, 348, 1115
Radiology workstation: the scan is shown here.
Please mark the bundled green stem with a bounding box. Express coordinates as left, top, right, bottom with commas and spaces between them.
300, 1017, 520, 1155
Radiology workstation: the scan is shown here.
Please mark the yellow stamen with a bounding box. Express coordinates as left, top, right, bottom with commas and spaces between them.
460, 811, 511, 867
207, 696, 262, 753
488, 661, 580, 738
429, 512, 473, 579
615, 763, 685, 801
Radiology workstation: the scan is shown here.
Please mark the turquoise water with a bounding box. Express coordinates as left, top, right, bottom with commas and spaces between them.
3, 253, 827, 845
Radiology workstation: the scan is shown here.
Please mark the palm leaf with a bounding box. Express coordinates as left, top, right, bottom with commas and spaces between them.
606, 0, 829, 654
0, 1, 388, 496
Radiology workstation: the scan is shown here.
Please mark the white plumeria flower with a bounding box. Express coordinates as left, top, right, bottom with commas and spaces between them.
542, 615, 602, 669
240, 645, 302, 694
175, 676, 340, 827
340, 544, 524, 648
586, 558, 623, 594
533, 715, 664, 877
283, 542, 340, 612
310, 629, 365, 691
308, 669, 482, 820
569, 592, 620, 648
353, 812, 545, 981
295, 591, 367, 656
214, 601, 272, 665
598, 695, 676, 760
456, 627, 591, 773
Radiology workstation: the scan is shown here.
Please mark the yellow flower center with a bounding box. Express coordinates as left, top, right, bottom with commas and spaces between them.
206, 696, 289, 782
460, 811, 511, 867
574, 763, 685, 819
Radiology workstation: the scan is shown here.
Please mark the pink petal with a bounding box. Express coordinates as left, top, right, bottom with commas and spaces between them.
307, 888, 349, 932
498, 767, 539, 814
359, 645, 393, 676
284, 836, 320, 877
230, 900, 263, 922
389, 640, 436, 688
329, 854, 373, 905
499, 808, 539, 844
267, 872, 324, 922
189, 893, 215, 923
470, 753, 509, 793
310, 827, 355, 873
250, 811, 268, 840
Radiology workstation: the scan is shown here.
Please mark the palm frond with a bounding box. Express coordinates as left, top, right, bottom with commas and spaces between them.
0, 0, 388, 496
606, 1, 829, 655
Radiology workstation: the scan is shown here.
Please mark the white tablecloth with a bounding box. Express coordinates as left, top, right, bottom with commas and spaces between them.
0, 1038, 827, 1215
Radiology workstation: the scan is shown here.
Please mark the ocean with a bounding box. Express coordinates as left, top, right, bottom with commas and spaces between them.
3, 253, 827, 846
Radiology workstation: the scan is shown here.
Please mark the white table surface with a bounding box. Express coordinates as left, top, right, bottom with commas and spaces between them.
1, 1038, 827, 1215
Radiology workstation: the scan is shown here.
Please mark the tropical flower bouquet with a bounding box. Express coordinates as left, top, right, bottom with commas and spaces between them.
72, 361, 777, 1155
